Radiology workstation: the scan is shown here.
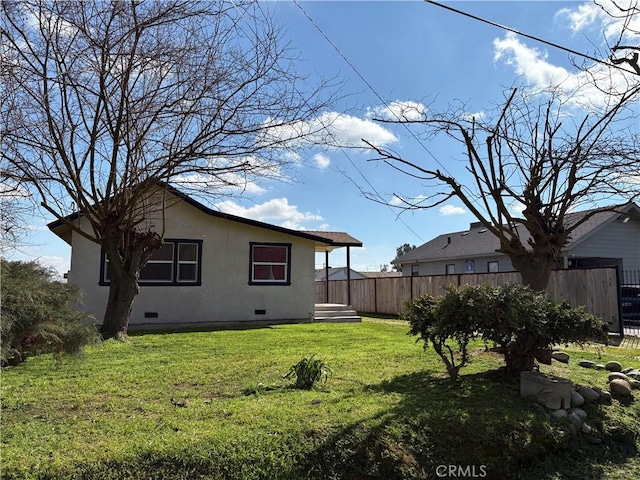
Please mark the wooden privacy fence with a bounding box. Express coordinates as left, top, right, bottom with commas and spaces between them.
316, 268, 621, 333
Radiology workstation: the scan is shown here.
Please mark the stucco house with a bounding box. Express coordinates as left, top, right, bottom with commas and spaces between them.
392, 202, 640, 277
48, 186, 361, 330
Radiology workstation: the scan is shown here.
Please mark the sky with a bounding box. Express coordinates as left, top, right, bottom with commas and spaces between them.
6, 0, 639, 276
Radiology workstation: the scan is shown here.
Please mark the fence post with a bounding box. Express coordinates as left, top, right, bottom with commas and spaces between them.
616, 266, 624, 339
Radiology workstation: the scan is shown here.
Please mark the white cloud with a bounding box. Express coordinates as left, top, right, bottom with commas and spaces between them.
493, 31, 635, 108
556, 1, 640, 41
462, 111, 485, 122
313, 153, 331, 169
439, 204, 467, 216
366, 101, 427, 122
509, 201, 527, 217
259, 111, 397, 150
214, 197, 324, 229
175, 172, 267, 195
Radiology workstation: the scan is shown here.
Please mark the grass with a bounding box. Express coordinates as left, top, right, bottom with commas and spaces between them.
1, 318, 639, 479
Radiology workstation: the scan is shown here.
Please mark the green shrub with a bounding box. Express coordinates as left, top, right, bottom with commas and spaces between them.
284, 354, 332, 389
405, 285, 492, 381
1, 259, 100, 365
404, 283, 607, 379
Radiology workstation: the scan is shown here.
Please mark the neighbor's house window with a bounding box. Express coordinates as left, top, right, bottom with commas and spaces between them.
100, 239, 202, 286
445, 264, 455, 275
487, 261, 499, 273
249, 242, 291, 285
411, 264, 419, 276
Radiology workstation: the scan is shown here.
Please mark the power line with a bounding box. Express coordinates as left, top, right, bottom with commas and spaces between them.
424, 0, 638, 76
292, 0, 459, 238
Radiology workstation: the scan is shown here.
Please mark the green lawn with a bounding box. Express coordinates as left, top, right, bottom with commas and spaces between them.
1, 319, 639, 479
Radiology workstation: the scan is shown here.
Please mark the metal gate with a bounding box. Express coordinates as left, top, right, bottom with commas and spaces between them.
621, 270, 640, 338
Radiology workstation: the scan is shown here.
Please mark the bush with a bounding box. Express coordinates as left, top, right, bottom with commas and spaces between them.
1, 259, 100, 365
403, 283, 607, 379
284, 354, 332, 389
404, 285, 492, 380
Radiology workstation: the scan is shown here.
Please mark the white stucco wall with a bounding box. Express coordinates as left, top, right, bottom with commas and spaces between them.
67, 198, 318, 329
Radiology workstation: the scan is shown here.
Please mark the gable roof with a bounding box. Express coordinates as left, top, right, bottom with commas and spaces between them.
393, 202, 639, 265
48, 184, 362, 250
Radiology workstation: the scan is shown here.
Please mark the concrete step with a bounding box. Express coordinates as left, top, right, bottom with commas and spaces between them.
313, 304, 361, 323
314, 315, 362, 323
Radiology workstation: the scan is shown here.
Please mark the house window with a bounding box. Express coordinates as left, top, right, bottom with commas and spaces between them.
487, 261, 499, 273
411, 264, 419, 277
101, 239, 202, 286
249, 243, 291, 285
446, 264, 455, 275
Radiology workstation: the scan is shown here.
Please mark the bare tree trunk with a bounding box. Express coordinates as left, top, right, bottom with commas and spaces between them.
101, 269, 138, 338
99, 232, 158, 339
511, 258, 552, 292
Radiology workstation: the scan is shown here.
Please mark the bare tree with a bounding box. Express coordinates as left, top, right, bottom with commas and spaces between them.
1, 0, 333, 337
0, 180, 33, 255
365, 86, 639, 291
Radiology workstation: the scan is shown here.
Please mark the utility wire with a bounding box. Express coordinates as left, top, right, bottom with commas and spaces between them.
293, 0, 451, 176
424, 0, 638, 76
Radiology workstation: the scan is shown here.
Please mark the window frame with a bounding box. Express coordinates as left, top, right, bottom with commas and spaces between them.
487, 261, 499, 273
445, 264, 455, 275
249, 242, 292, 286
100, 239, 203, 287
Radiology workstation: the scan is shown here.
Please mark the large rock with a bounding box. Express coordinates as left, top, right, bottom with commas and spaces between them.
579, 360, 596, 368
550, 409, 568, 419
571, 391, 585, 407
592, 387, 612, 404
577, 385, 600, 403
621, 367, 634, 374
520, 372, 572, 410
626, 370, 640, 380
629, 379, 640, 390
573, 408, 587, 419
609, 379, 632, 396
605, 361, 623, 372
552, 352, 570, 364
608, 372, 630, 383
568, 412, 583, 428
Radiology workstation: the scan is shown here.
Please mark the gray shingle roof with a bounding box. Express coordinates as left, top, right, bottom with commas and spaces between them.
394, 202, 639, 265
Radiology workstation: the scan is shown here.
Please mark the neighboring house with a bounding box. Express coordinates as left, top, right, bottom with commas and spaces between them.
360, 271, 402, 279
393, 202, 640, 276
315, 267, 368, 282
314, 268, 402, 281
49, 187, 361, 330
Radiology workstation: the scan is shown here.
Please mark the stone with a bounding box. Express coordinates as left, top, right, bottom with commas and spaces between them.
621, 367, 634, 374
579, 360, 596, 368
605, 361, 623, 372
577, 386, 600, 403
520, 372, 572, 410
581, 423, 593, 434
571, 391, 585, 407
608, 372, 630, 383
573, 408, 587, 419
609, 379, 632, 396
595, 364, 606, 370
591, 387, 612, 404
629, 379, 640, 390
552, 352, 570, 364
550, 409, 568, 419
568, 412, 583, 428
627, 370, 640, 380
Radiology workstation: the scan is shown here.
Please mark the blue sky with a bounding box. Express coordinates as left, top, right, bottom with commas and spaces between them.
8, 0, 639, 275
